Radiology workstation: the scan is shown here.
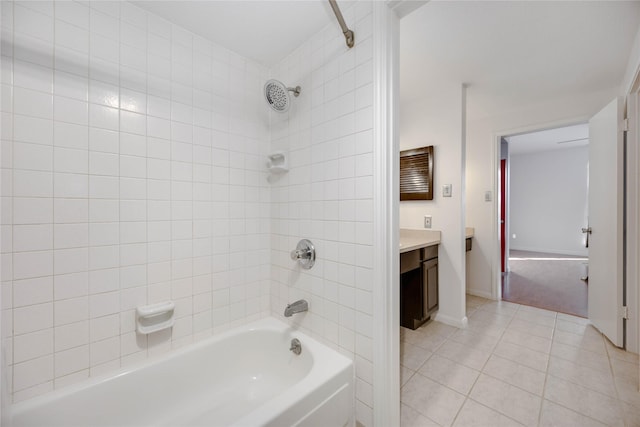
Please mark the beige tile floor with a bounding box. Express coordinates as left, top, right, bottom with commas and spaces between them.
400, 295, 640, 427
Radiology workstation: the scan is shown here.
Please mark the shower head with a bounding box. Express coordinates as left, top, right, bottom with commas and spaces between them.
264, 79, 301, 113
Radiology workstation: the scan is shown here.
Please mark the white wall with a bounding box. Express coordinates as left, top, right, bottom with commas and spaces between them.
268, 2, 376, 424
509, 146, 589, 256
399, 84, 467, 327
465, 87, 617, 299
0, 0, 272, 403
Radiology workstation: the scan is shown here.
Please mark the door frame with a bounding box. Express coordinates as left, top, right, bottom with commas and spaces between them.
621, 41, 640, 361
491, 117, 591, 301
492, 113, 639, 354
625, 81, 640, 355
500, 158, 507, 274
373, 2, 401, 426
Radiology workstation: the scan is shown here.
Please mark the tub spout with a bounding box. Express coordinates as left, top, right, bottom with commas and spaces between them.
284, 299, 308, 317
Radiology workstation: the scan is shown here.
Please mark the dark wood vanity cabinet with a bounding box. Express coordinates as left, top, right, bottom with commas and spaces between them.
400, 245, 438, 330
423, 254, 439, 315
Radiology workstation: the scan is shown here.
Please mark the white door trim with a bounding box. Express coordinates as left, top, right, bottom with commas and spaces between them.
491, 117, 592, 302
625, 88, 639, 354
373, 2, 400, 426
489, 103, 638, 354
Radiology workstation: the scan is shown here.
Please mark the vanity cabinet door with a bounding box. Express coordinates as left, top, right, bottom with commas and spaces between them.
400, 267, 422, 329
423, 257, 438, 316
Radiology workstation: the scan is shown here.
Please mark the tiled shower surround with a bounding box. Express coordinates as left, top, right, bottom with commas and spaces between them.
1, 0, 272, 402
0, 0, 376, 424
269, 2, 375, 424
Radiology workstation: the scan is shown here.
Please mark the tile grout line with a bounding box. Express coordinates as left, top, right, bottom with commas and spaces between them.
449, 299, 512, 426
604, 332, 630, 426
441, 300, 519, 426
400, 297, 636, 427
399, 324, 452, 425
537, 310, 621, 427
453, 302, 549, 425
536, 309, 556, 427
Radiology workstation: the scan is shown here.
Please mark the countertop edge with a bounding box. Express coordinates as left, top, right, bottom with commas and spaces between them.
399, 229, 441, 253
399, 239, 440, 254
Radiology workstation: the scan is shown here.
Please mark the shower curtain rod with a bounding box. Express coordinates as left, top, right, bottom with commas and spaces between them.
328, 0, 355, 48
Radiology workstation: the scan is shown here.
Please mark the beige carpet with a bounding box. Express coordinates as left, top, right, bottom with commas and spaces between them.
502, 250, 588, 318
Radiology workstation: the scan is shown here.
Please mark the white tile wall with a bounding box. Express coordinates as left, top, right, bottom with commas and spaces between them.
267, 2, 375, 425
2, 1, 381, 424
2, 0, 271, 402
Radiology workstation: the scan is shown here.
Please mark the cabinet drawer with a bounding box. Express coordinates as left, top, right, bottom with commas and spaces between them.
422, 245, 438, 260
400, 249, 421, 274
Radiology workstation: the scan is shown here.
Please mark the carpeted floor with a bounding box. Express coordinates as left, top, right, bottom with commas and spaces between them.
502, 250, 588, 318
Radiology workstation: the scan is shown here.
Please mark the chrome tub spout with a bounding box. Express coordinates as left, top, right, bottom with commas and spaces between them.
284, 299, 308, 317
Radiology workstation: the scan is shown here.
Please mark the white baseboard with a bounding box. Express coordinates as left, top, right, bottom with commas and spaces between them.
466, 288, 495, 300
510, 246, 588, 257
433, 312, 468, 329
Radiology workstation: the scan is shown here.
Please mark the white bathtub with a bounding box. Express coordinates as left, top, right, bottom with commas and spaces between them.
10, 317, 354, 427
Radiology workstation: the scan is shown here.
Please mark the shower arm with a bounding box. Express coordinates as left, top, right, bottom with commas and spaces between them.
328, 0, 355, 48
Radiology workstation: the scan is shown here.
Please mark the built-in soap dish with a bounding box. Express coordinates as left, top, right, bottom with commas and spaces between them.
136, 301, 175, 334
267, 152, 288, 173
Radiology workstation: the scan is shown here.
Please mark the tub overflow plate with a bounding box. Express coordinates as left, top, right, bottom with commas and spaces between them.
290, 338, 302, 355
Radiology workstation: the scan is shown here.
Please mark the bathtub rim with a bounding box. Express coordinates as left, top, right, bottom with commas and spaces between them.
9, 315, 354, 424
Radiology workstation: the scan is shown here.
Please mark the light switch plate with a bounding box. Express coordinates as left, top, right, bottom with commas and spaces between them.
424, 215, 432, 229
443, 184, 452, 197
485, 191, 492, 202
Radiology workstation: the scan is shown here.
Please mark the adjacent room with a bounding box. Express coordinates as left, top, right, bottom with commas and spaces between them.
503, 124, 590, 318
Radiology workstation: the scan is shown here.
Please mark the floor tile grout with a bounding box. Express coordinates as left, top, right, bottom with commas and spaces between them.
400, 295, 639, 427
537, 310, 556, 427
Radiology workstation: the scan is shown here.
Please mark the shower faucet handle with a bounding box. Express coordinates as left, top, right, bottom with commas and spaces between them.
290, 248, 310, 260
290, 239, 315, 269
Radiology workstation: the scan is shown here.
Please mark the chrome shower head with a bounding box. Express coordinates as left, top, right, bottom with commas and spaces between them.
264, 79, 301, 113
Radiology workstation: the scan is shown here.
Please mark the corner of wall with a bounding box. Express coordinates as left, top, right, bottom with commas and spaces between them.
266, 1, 377, 424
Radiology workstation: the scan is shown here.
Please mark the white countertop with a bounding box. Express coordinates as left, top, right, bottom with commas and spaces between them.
399, 228, 474, 254
399, 229, 441, 253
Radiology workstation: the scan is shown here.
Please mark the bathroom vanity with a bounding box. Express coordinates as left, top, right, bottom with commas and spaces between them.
399, 229, 441, 330
466, 227, 474, 251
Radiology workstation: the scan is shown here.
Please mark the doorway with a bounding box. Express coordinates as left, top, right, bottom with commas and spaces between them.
500, 124, 590, 317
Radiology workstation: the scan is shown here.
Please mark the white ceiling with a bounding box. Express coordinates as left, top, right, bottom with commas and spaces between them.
506, 123, 589, 155
133, 1, 640, 125
400, 1, 640, 121
133, 1, 334, 66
